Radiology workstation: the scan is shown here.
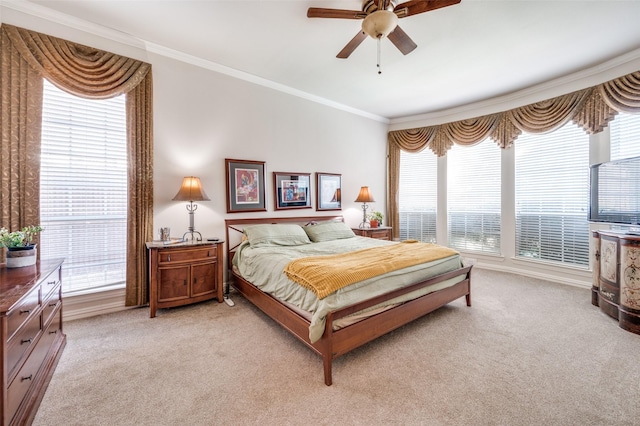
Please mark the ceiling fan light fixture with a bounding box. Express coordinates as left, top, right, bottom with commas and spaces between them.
362, 10, 398, 39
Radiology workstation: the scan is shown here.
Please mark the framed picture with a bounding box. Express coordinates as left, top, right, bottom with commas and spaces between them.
225, 159, 267, 213
273, 172, 312, 210
316, 172, 341, 211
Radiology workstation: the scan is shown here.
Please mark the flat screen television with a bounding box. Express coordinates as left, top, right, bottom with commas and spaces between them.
589, 155, 640, 226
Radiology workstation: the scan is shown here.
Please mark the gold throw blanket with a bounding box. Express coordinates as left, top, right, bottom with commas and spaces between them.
283, 240, 459, 300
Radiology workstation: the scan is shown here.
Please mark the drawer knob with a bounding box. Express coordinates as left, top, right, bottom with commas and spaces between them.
21, 338, 33, 344
47, 280, 56, 285
49, 330, 58, 335
168, 255, 171, 262
20, 309, 31, 315
21, 374, 33, 382
49, 301, 59, 307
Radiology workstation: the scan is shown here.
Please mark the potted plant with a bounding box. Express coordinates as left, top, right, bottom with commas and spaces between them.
368, 211, 384, 228
0, 225, 42, 268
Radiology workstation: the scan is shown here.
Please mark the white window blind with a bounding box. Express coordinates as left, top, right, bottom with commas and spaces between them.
399, 149, 437, 242
515, 123, 589, 266
40, 79, 128, 294
610, 112, 640, 160
447, 140, 501, 254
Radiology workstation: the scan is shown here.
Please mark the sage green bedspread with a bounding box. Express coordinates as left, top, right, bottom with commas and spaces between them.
233, 236, 465, 343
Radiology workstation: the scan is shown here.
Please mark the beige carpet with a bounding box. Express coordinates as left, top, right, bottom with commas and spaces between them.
34, 269, 640, 426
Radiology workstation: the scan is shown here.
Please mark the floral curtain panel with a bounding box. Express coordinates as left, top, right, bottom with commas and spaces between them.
0, 24, 153, 306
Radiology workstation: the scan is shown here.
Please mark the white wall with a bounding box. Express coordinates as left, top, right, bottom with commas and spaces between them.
1, 6, 388, 319
150, 53, 388, 240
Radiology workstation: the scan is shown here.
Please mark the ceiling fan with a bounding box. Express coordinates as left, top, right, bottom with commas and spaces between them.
308, 0, 461, 59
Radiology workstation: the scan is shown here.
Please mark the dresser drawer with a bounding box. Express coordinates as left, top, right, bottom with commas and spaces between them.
41, 267, 61, 300
158, 247, 217, 264
7, 311, 43, 381
6, 313, 60, 425
7, 286, 41, 341
42, 284, 62, 327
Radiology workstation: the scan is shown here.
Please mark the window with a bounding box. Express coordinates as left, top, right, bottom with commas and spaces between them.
515, 123, 589, 266
447, 140, 501, 254
399, 149, 437, 242
610, 112, 640, 160
40, 79, 128, 293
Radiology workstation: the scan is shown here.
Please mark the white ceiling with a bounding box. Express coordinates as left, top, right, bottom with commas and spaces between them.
15, 0, 640, 122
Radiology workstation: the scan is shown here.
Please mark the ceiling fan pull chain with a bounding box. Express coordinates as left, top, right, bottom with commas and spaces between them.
377, 36, 382, 75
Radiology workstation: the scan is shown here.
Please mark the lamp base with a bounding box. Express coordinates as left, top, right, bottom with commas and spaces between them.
359, 202, 370, 229
182, 230, 203, 242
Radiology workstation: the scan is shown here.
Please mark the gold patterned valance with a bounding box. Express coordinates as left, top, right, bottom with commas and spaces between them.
2, 24, 150, 99
389, 70, 640, 156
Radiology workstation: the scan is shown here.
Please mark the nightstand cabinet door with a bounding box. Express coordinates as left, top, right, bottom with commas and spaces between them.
158, 265, 190, 302
192, 262, 217, 297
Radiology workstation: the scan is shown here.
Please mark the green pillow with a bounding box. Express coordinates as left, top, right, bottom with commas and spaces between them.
303, 221, 355, 242
243, 224, 311, 248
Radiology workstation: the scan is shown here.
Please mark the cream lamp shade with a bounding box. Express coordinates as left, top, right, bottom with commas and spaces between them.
172, 176, 210, 202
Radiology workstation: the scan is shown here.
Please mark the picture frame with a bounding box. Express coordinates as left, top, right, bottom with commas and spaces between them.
273, 172, 312, 210
225, 158, 267, 213
316, 172, 342, 211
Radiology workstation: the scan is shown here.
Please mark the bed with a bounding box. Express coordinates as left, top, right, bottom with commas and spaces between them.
225, 215, 472, 386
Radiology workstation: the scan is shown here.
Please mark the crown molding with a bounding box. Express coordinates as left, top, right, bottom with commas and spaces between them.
0, 0, 389, 124
389, 47, 640, 130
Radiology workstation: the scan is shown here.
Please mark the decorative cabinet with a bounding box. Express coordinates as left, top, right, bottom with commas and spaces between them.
351, 226, 392, 241
1, 259, 66, 426
592, 231, 640, 335
147, 241, 224, 318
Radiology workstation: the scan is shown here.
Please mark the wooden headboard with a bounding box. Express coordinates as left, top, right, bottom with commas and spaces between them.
224, 215, 344, 270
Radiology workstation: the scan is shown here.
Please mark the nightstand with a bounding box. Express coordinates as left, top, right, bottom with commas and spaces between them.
146, 240, 224, 318
352, 226, 392, 241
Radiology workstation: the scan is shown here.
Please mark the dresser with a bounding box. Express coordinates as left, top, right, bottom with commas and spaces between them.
146, 241, 224, 318
591, 231, 640, 335
351, 226, 392, 241
1, 258, 66, 426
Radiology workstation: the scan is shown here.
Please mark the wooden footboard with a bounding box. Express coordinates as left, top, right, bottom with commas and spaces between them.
225, 217, 473, 386
231, 264, 472, 386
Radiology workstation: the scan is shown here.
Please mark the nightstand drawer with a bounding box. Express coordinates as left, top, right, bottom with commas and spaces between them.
367, 229, 391, 240
158, 247, 217, 264
352, 226, 392, 241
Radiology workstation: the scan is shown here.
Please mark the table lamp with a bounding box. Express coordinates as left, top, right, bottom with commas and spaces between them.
355, 186, 375, 229
172, 176, 210, 241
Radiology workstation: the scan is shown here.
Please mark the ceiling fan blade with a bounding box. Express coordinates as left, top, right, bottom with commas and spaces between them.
337, 31, 368, 59
307, 8, 367, 19
395, 0, 461, 17
387, 26, 417, 55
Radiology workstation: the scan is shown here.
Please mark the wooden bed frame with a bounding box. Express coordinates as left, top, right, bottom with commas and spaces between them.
224, 216, 472, 386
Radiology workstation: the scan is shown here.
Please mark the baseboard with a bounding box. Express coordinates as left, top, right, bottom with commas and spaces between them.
63, 287, 135, 322
473, 263, 591, 289
62, 267, 590, 323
